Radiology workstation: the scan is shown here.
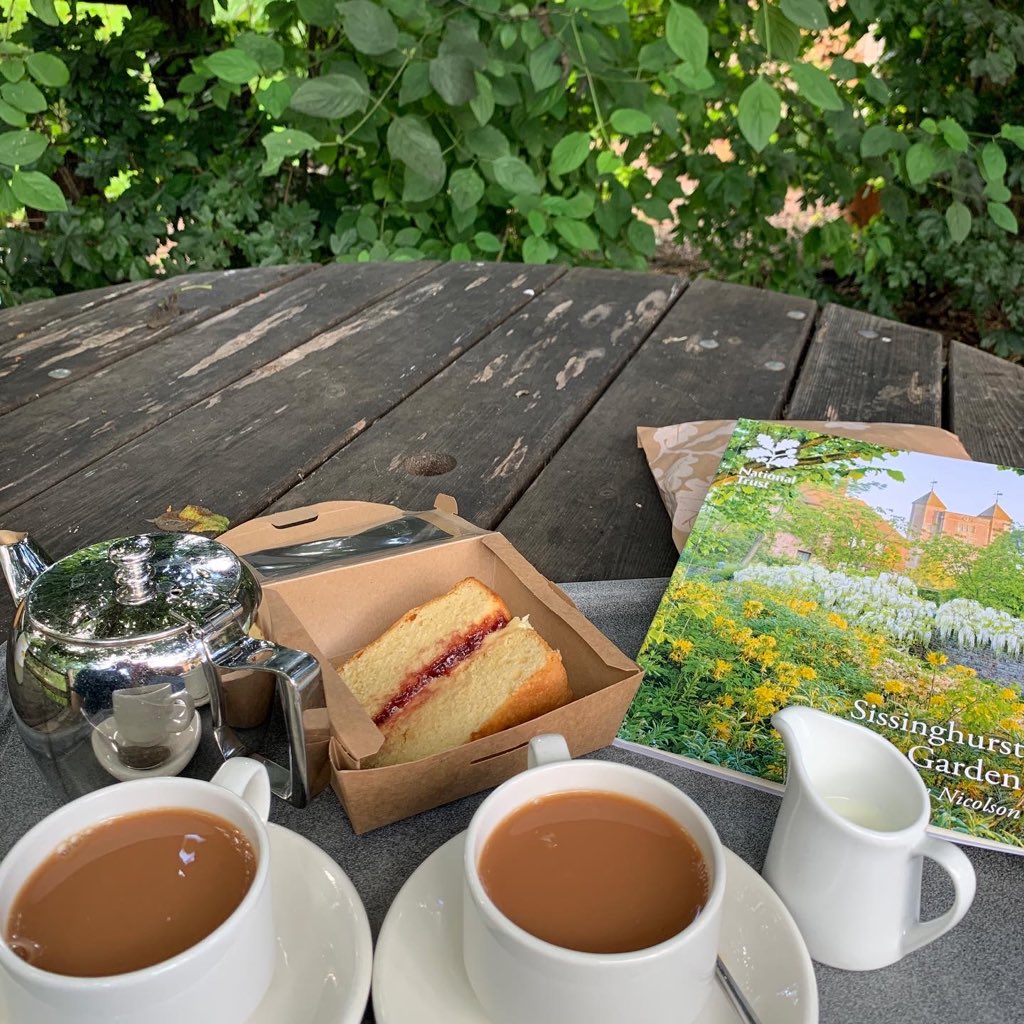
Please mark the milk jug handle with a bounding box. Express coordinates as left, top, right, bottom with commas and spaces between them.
901, 836, 976, 958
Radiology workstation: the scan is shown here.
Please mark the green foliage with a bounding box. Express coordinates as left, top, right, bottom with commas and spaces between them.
1, 0, 1022, 356
955, 531, 1024, 617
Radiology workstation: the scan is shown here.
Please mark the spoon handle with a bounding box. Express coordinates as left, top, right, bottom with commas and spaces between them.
716, 956, 762, 1024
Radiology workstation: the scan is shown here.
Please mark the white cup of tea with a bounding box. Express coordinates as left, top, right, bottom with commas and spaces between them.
462, 734, 726, 1024
0, 758, 274, 1024
111, 681, 194, 746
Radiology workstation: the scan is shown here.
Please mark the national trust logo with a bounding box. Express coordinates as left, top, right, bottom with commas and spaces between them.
743, 434, 800, 469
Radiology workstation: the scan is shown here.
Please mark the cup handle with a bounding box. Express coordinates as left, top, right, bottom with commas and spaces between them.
902, 836, 976, 958
210, 757, 271, 822
166, 692, 196, 733
528, 733, 571, 768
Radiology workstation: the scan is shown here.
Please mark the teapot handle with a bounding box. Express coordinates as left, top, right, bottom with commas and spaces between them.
205, 626, 323, 809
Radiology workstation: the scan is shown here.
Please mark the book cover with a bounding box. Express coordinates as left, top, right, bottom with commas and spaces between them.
619, 419, 1024, 853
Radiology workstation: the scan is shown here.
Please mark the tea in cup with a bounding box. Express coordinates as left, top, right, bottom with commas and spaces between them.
0, 758, 274, 1024
462, 734, 725, 1024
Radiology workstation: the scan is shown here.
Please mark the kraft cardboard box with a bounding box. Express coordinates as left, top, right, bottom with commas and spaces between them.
220, 499, 643, 833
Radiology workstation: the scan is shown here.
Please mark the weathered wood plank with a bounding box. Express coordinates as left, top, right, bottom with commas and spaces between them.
268, 267, 683, 523
0, 280, 157, 348
0, 261, 435, 516
787, 303, 943, 424
949, 341, 1024, 465
497, 277, 817, 582
1, 263, 565, 579
0, 265, 311, 415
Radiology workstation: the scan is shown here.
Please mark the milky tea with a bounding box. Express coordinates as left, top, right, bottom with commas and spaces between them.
478, 790, 709, 954
4, 808, 256, 977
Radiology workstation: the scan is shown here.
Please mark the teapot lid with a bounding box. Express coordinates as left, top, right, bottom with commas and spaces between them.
26, 533, 254, 641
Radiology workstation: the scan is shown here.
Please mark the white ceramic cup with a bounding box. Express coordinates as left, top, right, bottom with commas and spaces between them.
111, 682, 195, 746
462, 734, 726, 1024
0, 758, 274, 1024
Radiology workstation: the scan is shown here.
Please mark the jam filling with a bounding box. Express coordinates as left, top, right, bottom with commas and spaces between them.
374, 614, 508, 726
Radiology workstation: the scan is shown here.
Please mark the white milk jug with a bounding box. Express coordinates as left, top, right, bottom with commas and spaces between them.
762, 705, 976, 971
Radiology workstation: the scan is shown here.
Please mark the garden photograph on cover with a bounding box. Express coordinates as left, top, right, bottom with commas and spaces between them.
622, 419, 1024, 850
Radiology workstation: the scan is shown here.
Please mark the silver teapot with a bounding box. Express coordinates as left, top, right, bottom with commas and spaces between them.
1, 530, 322, 806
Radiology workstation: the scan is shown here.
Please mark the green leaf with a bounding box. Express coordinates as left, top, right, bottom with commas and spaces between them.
905, 142, 934, 184
10, 168, 65, 210
937, 117, 968, 153
0, 129, 48, 167
449, 167, 484, 210
0, 59, 23, 83
235, 33, 285, 74
258, 80, 293, 119
553, 217, 600, 251
753, 5, 800, 62
290, 75, 368, 119
987, 202, 1018, 234
627, 219, 656, 256
387, 115, 445, 188
24, 52, 67, 88
30, 0, 59, 26
0, 98, 26, 127
673, 63, 715, 92
610, 108, 653, 135
737, 78, 781, 153
945, 201, 971, 243
465, 125, 510, 160
339, 1, 399, 56
297, 0, 337, 26
790, 62, 843, 112
429, 54, 476, 106
469, 72, 494, 125
1, 80, 46, 114
920, 118, 937, 134
979, 141, 1007, 182
399, 63, 431, 106
847, 0, 874, 22
260, 128, 322, 175
862, 75, 889, 104
780, 0, 828, 30
527, 209, 546, 235
403, 163, 445, 202
1000, 124, 1024, 151
666, 4, 709, 70
493, 155, 540, 194
205, 49, 261, 85
860, 124, 902, 158
550, 132, 591, 175
528, 40, 562, 92
984, 179, 1012, 203
474, 231, 502, 253
451, 242, 473, 261
523, 235, 557, 263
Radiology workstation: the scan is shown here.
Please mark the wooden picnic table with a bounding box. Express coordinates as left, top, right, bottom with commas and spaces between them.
2, 260, 1022, 628
3, 260, 1024, 1023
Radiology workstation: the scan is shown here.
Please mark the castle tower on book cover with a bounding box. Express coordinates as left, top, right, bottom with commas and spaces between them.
909, 488, 1012, 549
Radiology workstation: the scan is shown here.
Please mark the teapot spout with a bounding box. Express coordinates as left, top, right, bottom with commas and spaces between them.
0, 530, 53, 605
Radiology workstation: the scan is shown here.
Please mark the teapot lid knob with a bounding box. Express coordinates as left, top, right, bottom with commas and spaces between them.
108, 535, 156, 605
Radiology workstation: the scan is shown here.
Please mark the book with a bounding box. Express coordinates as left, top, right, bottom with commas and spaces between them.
619, 418, 1024, 853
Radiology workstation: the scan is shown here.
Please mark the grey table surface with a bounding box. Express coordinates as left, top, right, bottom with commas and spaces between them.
1, 579, 1020, 1024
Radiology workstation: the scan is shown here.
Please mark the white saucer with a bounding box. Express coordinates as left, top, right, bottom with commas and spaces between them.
248, 824, 372, 1024
0, 824, 371, 1024
92, 711, 203, 781
373, 833, 818, 1024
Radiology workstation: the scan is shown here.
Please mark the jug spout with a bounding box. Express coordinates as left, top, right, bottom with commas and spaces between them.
771, 705, 839, 787
0, 530, 53, 606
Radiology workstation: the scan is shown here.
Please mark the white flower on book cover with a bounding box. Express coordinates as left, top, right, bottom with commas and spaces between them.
744, 434, 800, 469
